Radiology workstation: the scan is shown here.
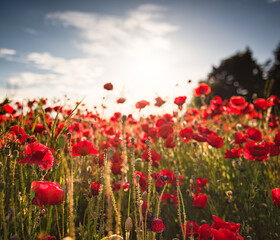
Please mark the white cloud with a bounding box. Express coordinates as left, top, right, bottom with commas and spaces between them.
46, 4, 178, 56
267, 0, 280, 3
23, 28, 37, 35
0, 48, 17, 61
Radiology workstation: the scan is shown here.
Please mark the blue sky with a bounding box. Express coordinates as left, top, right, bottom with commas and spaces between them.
1, 0, 280, 115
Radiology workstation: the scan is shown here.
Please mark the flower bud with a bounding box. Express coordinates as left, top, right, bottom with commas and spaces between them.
125, 217, 133, 232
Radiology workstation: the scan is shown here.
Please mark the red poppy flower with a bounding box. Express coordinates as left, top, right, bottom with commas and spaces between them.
31, 181, 63, 207
196, 177, 208, 187
112, 181, 129, 192
243, 140, 270, 162
141, 149, 162, 167
161, 193, 178, 204
30, 123, 45, 134
198, 224, 211, 240
272, 188, 280, 208
104, 82, 113, 90
224, 148, 242, 159
134, 171, 148, 191
10, 125, 25, 137
206, 134, 224, 149
179, 128, 193, 142
163, 135, 175, 148
154, 169, 173, 184
152, 218, 165, 233
148, 128, 157, 139
4, 104, 13, 114
174, 96, 187, 107
158, 124, 174, 139
154, 97, 166, 107
254, 98, 270, 110
229, 96, 248, 112
91, 182, 101, 196
193, 193, 209, 209
19, 142, 54, 170
275, 132, 280, 146
234, 132, 248, 145
111, 152, 124, 175
183, 221, 199, 237
211, 215, 240, 233
211, 228, 239, 240
246, 127, 262, 142
116, 98, 126, 104
194, 83, 211, 97
136, 100, 150, 110
192, 133, 207, 142
72, 140, 98, 156
268, 142, 280, 157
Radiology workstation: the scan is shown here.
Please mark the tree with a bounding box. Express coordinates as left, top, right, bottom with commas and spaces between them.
268, 43, 280, 97
207, 48, 265, 100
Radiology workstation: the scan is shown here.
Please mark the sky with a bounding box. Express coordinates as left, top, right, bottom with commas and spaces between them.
0, 0, 280, 116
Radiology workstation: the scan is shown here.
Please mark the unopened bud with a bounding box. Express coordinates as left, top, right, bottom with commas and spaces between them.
125, 217, 133, 232
122, 115, 127, 123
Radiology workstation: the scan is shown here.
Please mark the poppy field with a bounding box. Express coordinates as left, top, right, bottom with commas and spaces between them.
0, 83, 280, 240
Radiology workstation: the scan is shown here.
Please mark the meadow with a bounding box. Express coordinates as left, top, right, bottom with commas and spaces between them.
0, 83, 279, 240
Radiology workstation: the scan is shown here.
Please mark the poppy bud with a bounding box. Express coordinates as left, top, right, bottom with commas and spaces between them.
125, 217, 133, 232
122, 115, 127, 123
67, 132, 72, 141
145, 140, 150, 147
131, 138, 134, 145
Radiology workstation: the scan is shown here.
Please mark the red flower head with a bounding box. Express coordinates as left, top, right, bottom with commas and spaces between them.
179, 128, 193, 142
174, 96, 187, 107
198, 224, 211, 240
163, 135, 176, 148
72, 140, 98, 156
134, 171, 148, 191
254, 98, 270, 110
91, 182, 101, 196
136, 100, 150, 110
246, 127, 262, 142
10, 125, 25, 137
112, 181, 129, 192
31, 181, 63, 207
243, 140, 270, 162
104, 82, 113, 91
274, 132, 280, 146
194, 83, 211, 97
4, 104, 14, 114
154, 97, 166, 107
116, 98, 126, 104
211, 228, 240, 240
19, 142, 54, 170
193, 193, 209, 209
141, 149, 162, 167
224, 148, 242, 159
161, 193, 178, 204
229, 96, 248, 112
272, 188, 280, 208
31, 123, 45, 134
183, 221, 199, 237
206, 134, 224, 149
158, 124, 174, 139
152, 218, 165, 233
211, 215, 240, 233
